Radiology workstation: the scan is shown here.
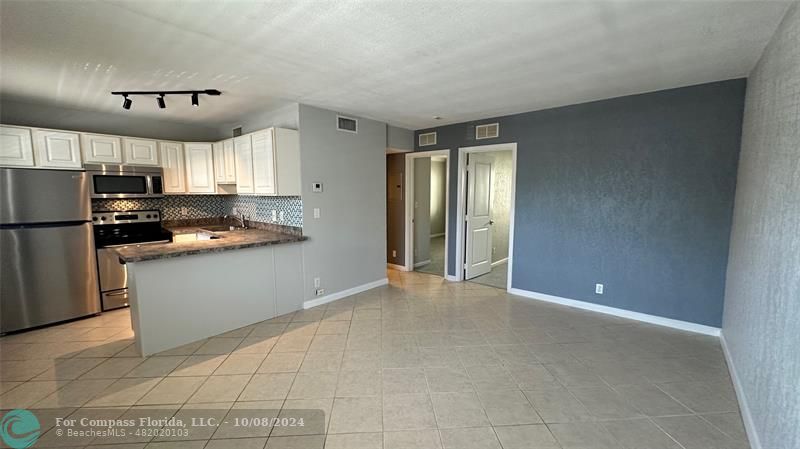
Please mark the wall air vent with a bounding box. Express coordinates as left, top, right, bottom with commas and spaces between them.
418, 132, 437, 147
337, 115, 358, 133
475, 123, 499, 140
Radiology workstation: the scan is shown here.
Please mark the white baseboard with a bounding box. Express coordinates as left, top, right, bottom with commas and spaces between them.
507, 288, 720, 336
387, 263, 408, 272
491, 258, 508, 267
303, 278, 388, 309
430, 233, 445, 238
413, 259, 431, 268
720, 334, 761, 449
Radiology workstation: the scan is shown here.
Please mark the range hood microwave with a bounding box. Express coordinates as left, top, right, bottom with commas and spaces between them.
86, 164, 164, 199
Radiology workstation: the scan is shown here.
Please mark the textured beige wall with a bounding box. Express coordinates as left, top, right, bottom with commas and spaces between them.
722, 4, 800, 449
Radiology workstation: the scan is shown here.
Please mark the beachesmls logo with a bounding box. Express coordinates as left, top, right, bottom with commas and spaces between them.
0, 409, 40, 448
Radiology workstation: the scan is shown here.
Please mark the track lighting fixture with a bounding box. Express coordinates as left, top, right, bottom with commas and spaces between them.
111, 89, 221, 110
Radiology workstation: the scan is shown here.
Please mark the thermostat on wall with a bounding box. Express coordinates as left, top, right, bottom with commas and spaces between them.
312, 182, 323, 193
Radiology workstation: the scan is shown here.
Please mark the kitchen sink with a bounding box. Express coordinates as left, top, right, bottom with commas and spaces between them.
200, 225, 247, 232
172, 231, 222, 243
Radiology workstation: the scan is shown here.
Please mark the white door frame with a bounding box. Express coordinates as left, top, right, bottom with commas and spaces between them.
404, 149, 450, 277
455, 143, 518, 290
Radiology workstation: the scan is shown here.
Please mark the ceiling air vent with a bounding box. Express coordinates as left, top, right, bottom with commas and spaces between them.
337, 115, 358, 133
419, 132, 437, 147
475, 123, 499, 140
232, 126, 243, 137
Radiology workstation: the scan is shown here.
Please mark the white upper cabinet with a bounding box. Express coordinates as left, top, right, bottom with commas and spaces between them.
0, 126, 35, 167
123, 138, 159, 166
234, 135, 254, 194
223, 138, 236, 183
212, 141, 225, 183
33, 129, 82, 169
159, 141, 186, 194
184, 143, 215, 194
274, 128, 301, 196
252, 129, 276, 195
81, 134, 122, 164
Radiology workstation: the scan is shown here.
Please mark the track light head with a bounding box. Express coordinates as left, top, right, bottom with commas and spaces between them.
191, 92, 199, 107
157, 94, 166, 109
112, 89, 219, 110
122, 95, 132, 110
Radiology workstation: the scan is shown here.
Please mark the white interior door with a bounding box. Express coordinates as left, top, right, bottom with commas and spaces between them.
465, 153, 493, 279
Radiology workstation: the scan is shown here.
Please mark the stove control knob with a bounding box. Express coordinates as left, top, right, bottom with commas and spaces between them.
100, 216, 106, 221
146, 214, 151, 219
92, 216, 98, 221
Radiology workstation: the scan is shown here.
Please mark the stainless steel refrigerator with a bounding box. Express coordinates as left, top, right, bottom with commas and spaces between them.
1, 167, 101, 333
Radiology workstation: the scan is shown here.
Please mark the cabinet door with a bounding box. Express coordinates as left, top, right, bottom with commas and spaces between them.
234, 135, 254, 194
223, 138, 237, 183
33, 129, 82, 168
212, 142, 225, 183
252, 129, 276, 195
159, 142, 185, 193
123, 138, 159, 166
184, 143, 215, 193
0, 126, 35, 167
274, 128, 301, 196
81, 134, 122, 164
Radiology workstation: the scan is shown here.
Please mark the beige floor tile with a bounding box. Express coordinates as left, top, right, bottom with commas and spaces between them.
258, 352, 305, 373
383, 393, 437, 430
194, 337, 244, 355
603, 418, 682, 449
341, 351, 381, 371
656, 381, 739, 413
328, 396, 383, 433
124, 356, 187, 378
506, 364, 561, 390
336, 369, 381, 397
204, 438, 267, 449
80, 357, 143, 379
249, 322, 289, 337
273, 397, 333, 436
137, 376, 206, 405
308, 334, 347, 352
213, 400, 282, 439
524, 387, 594, 423
701, 412, 749, 441
188, 374, 250, 403
466, 364, 517, 391
153, 340, 206, 357
155, 402, 232, 441
0, 380, 67, 408
287, 372, 337, 399
548, 422, 620, 449
478, 389, 542, 425
384, 429, 442, 449
300, 351, 343, 372
326, 432, 383, 449
33, 378, 115, 408
145, 440, 208, 448
425, 367, 473, 392
570, 386, 644, 419
440, 427, 502, 449
169, 355, 226, 377
316, 320, 351, 335
87, 377, 161, 406
494, 424, 560, 449
266, 435, 325, 449
214, 354, 267, 375
235, 335, 278, 354
0, 381, 23, 394
613, 384, 692, 416
654, 415, 748, 449
430, 391, 490, 428
240, 373, 295, 401
383, 367, 428, 394
272, 335, 313, 352
32, 357, 106, 380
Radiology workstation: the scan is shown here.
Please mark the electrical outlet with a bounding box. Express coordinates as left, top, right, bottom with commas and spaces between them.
595, 283, 604, 294
313, 208, 320, 219
314, 278, 320, 288
315, 288, 325, 296
392, 250, 397, 258
279, 211, 285, 222
181, 207, 188, 216
271, 210, 277, 222
232, 207, 239, 215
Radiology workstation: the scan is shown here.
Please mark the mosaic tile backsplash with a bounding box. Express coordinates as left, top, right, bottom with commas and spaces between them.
92, 195, 303, 227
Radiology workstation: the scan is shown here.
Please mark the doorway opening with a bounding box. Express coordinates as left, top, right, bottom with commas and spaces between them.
403, 150, 450, 277
455, 143, 517, 290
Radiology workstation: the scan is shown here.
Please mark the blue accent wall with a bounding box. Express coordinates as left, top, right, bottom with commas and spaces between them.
416, 80, 746, 327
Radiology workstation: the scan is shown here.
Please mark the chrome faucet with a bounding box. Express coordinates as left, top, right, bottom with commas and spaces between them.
223, 213, 248, 229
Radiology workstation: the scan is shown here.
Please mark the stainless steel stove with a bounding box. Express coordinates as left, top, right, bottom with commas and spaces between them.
92, 210, 171, 310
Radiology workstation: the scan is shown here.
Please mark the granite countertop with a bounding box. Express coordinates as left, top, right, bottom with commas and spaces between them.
114, 225, 307, 263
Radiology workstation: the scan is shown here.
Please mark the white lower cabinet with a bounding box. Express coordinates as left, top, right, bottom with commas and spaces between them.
234, 135, 254, 194
159, 142, 186, 193
0, 126, 34, 167
123, 138, 159, 166
81, 133, 122, 164
184, 143, 215, 193
33, 129, 82, 168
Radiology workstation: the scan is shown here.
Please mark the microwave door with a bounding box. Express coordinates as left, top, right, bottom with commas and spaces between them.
91, 174, 149, 198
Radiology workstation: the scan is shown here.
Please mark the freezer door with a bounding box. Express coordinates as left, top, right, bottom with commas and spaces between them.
0, 222, 101, 333
0, 167, 91, 224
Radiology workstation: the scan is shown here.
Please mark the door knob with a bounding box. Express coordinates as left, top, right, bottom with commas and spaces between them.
489, 220, 495, 225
